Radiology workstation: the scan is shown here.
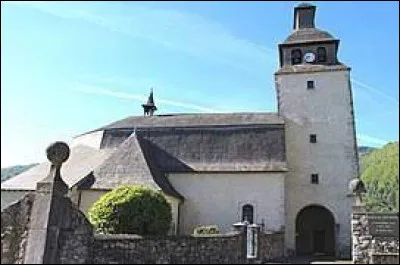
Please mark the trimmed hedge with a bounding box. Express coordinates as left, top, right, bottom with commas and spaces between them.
88, 185, 172, 235
193, 225, 220, 235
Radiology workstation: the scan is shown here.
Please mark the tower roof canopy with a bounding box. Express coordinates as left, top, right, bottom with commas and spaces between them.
282, 2, 337, 45
297, 2, 315, 8
283, 28, 336, 45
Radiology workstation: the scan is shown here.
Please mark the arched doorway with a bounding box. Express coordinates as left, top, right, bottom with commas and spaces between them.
295, 205, 335, 256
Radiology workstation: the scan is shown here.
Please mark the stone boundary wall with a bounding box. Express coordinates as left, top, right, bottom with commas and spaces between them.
57, 199, 94, 264
92, 233, 246, 264
2, 191, 285, 264
352, 208, 399, 264
258, 232, 285, 262
369, 253, 399, 264
1, 193, 35, 264
92, 231, 285, 264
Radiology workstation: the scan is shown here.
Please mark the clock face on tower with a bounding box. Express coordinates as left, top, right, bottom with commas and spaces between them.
304, 52, 316, 63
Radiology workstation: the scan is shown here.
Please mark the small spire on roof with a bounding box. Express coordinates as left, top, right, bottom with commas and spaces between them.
142, 87, 157, 116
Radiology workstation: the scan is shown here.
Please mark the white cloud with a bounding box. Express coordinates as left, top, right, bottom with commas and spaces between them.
8, 1, 277, 74
351, 78, 399, 106
72, 84, 221, 113
357, 134, 389, 147
7, 1, 398, 149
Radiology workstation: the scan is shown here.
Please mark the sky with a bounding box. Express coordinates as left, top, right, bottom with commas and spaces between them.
1, 1, 399, 168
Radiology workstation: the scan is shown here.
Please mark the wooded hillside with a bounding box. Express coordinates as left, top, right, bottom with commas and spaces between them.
360, 142, 399, 212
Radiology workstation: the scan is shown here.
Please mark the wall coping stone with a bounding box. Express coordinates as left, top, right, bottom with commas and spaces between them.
94, 232, 243, 241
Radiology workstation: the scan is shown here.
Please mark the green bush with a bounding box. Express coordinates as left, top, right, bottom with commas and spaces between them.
193, 225, 220, 235
88, 185, 172, 235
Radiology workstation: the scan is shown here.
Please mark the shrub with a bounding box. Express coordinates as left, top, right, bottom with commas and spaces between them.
193, 225, 220, 235
88, 185, 172, 235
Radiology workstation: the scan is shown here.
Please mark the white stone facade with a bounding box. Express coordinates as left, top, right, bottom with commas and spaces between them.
168, 172, 285, 234
276, 69, 358, 258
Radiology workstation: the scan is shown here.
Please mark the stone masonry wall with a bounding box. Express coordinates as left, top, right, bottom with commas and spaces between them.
258, 232, 285, 262
1, 193, 35, 264
2, 191, 285, 264
92, 231, 284, 264
352, 209, 399, 264
352, 211, 372, 264
57, 199, 94, 264
92, 233, 246, 264
369, 253, 399, 264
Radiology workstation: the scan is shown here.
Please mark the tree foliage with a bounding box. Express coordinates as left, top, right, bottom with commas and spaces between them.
360, 142, 399, 212
193, 225, 220, 235
88, 185, 172, 235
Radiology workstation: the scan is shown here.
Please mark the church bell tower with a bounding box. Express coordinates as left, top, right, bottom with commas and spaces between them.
275, 3, 359, 258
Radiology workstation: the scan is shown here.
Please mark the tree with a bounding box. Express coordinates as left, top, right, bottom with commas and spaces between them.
88, 185, 172, 235
360, 142, 399, 212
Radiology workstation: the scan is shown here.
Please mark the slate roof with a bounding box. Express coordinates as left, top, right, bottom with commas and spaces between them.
3, 113, 287, 200
1, 145, 112, 190
283, 28, 336, 45
89, 112, 284, 132
137, 125, 286, 172
97, 124, 287, 173
87, 132, 183, 199
297, 2, 314, 8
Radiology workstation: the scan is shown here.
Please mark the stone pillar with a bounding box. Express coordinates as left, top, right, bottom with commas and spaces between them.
247, 224, 261, 260
352, 204, 372, 264
349, 178, 369, 264
24, 142, 70, 264
232, 221, 249, 263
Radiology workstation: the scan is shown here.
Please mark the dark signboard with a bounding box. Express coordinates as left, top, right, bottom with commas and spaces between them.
367, 213, 399, 237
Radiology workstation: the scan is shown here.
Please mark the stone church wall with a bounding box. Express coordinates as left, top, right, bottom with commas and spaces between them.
169, 172, 285, 234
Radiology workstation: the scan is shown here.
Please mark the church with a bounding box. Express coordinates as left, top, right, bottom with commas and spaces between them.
1, 3, 358, 258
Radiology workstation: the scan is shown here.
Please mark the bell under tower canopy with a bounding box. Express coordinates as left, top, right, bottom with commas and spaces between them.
277, 3, 343, 68
285, 2, 335, 45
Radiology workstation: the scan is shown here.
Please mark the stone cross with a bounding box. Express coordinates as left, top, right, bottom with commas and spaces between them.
24, 141, 70, 264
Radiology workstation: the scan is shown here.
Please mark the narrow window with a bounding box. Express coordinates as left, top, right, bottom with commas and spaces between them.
310, 134, 317, 143
311, 174, 319, 184
291, 49, 302, 65
307, 80, 315, 89
317, 47, 327, 62
242, 204, 254, 224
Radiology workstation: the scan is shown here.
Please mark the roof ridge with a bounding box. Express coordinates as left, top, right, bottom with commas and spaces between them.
136, 133, 184, 200
76, 112, 284, 138
91, 132, 184, 199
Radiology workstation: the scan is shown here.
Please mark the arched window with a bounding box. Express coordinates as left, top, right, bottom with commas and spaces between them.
317, 47, 327, 62
242, 204, 254, 224
291, 49, 302, 65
